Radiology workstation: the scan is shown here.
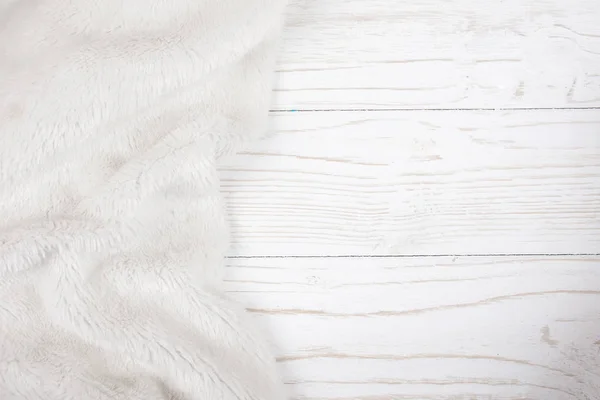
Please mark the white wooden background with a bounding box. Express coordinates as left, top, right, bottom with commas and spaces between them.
219, 0, 600, 399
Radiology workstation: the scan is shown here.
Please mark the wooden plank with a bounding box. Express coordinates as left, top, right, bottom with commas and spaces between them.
225, 256, 600, 400
219, 109, 600, 256
274, 0, 600, 110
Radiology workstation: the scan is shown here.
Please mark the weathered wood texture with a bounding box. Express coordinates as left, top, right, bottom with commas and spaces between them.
222, 1, 600, 398
221, 109, 600, 256
226, 256, 600, 400
273, 0, 600, 110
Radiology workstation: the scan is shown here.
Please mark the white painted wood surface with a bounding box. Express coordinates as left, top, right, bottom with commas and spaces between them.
275, 0, 600, 110
225, 256, 600, 399
220, 1, 600, 398
221, 109, 600, 256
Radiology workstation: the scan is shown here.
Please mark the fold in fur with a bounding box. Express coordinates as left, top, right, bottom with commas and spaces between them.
0, 1, 287, 398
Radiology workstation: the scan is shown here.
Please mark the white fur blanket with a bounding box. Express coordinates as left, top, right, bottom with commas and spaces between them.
0, 1, 287, 398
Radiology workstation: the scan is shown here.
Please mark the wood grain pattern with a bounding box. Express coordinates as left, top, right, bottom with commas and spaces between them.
274, 0, 600, 110
225, 256, 600, 400
219, 109, 600, 256
227, 2, 600, 397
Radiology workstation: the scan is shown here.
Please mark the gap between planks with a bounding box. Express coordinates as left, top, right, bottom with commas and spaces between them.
226, 253, 600, 259
270, 107, 600, 113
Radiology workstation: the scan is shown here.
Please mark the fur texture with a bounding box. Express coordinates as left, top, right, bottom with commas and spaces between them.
0, 1, 287, 398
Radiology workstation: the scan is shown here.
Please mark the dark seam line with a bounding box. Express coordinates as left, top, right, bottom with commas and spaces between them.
226, 253, 600, 259
269, 107, 600, 113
